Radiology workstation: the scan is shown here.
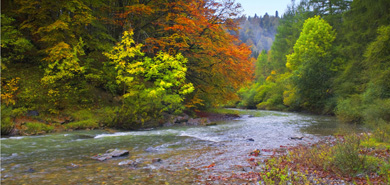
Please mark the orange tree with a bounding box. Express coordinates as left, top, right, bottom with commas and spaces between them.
117, 0, 254, 108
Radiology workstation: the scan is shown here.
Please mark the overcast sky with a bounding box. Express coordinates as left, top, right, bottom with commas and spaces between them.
235, 0, 300, 17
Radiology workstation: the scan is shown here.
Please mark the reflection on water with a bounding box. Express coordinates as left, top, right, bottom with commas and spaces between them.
1, 110, 364, 184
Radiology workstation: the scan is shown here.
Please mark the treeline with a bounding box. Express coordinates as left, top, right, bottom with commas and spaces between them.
238, 0, 390, 128
1, 0, 254, 134
236, 12, 280, 58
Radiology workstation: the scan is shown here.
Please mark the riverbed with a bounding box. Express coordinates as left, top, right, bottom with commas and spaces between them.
1, 109, 363, 184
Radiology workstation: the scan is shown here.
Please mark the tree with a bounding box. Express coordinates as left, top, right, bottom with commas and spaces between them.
1, 14, 34, 69
285, 16, 337, 112
117, 0, 253, 107
104, 31, 194, 128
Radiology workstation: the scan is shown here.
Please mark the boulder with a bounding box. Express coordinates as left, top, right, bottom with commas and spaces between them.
174, 114, 190, 123
289, 136, 303, 140
91, 149, 129, 161
187, 118, 210, 126
27, 110, 39, 117
152, 158, 162, 163
118, 160, 135, 166
246, 138, 255, 142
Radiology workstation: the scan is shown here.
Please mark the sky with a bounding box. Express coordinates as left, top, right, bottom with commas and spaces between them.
235, 0, 300, 17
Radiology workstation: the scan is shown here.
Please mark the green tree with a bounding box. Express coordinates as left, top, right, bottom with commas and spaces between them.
285, 16, 337, 112
1, 14, 34, 69
255, 50, 269, 82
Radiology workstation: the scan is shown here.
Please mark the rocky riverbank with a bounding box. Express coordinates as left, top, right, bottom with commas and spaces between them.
2, 109, 241, 137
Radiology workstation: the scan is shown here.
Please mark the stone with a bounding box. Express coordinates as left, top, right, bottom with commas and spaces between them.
91, 149, 129, 161
174, 114, 190, 123
289, 136, 303, 140
118, 160, 135, 166
205, 122, 217, 126
187, 118, 210, 126
151, 158, 162, 163
25, 168, 35, 173
27, 110, 39, 117
246, 138, 255, 142
66, 163, 81, 169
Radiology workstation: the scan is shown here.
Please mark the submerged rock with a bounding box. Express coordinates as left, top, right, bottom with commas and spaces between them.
25, 168, 35, 173
91, 149, 129, 161
246, 138, 255, 142
151, 158, 162, 163
289, 136, 304, 140
74, 134, 95, 139
118, 160, 135, 166
66, 163, 82, 169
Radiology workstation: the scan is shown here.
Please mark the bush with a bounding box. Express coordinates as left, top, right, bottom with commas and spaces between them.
335, 95, 364, 123
332, 135, 366, 175
24, 122, 54, 135
64, 109, 100, 130
363, 99, 390, 125
64, 120, 99, 130
1, 105, 14, 135
95, 107, 117, 127
261, 156, 310, 184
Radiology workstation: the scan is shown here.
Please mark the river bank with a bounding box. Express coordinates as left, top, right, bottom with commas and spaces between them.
1, 108, 241, 137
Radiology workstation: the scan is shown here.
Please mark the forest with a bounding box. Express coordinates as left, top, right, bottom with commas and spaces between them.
1, 0, 390, 183
2, 0, 390, 134
239, 0, 390, 125
1, 0, 254, 134
2, 0, 389, 134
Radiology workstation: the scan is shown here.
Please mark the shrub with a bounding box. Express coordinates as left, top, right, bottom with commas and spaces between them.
260, 156, 310, 184
65, 109, 100, 130
1, 105, 14, 135
24, 122, 54, 135
335, 95, 364, 123
95, 107, 117, 127
64, 120, 99, 130
332, 135, 366, 175
363, 99, 390, 125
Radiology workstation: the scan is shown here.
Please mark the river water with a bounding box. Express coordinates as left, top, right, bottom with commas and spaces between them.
1, 109, 363, 184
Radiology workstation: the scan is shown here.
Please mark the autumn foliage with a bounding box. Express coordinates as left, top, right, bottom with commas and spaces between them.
117, 0, 253, 107
1, 0, 253, 131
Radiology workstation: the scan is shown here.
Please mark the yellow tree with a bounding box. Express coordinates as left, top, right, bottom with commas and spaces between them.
104, 31, 194, 129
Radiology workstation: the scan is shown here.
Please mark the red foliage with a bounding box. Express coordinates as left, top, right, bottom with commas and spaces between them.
116, 0, 254, 106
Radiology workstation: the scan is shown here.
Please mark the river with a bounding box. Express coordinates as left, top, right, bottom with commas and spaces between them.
1, 109, 363, 184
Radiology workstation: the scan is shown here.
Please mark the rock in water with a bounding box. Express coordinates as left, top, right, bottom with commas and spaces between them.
152, 158, 162, 163
118, 160, 135, 166
289, 136, 303, 140
246, 138, 255, 142
91, 149, 129, 161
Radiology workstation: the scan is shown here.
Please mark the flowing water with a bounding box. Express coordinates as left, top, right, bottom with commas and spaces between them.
1, 110, 364, 184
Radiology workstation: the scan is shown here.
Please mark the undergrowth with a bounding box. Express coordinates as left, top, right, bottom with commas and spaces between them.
259, 133, 390, 184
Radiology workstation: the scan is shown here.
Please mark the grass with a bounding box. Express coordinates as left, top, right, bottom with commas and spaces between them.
23, 122, 54, 135
64, 120, 99, 130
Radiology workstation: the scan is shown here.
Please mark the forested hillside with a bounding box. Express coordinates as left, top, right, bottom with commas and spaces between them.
236, 12, 279, 58
1, 0, 253, 134
238, 0, 390, 131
